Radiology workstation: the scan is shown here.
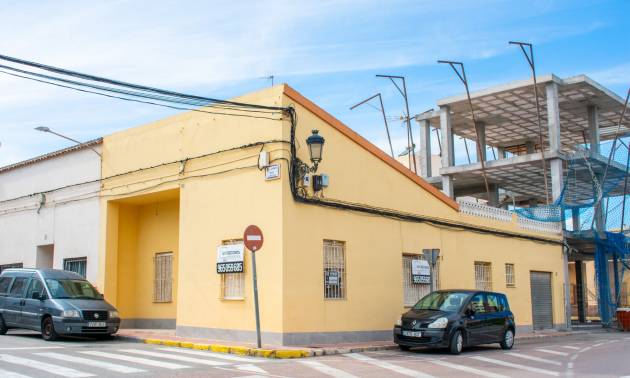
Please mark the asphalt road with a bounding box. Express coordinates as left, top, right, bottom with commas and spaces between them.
0, 329, 629, 377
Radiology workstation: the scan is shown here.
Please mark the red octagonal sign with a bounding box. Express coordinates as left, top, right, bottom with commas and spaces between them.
243, 225, 264, 252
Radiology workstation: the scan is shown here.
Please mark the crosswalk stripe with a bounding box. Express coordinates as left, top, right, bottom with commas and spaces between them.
299, 360, 360, 378
429, 359, 508, 378
157, 347, 264, 363
236, 364, 268, 374
120, 349, 230, 366
0, 368, 33, 378
561, 346, 581, 350
469, 356, 559, 376
505, 352, 562, 366
346, 353, 436, 378
37, 352, 146, 374
79, 351, 189, 369
536, 348, 569, 356
0, 354, 94, 378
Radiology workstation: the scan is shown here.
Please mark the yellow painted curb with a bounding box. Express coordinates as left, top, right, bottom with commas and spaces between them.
162, 340, 181, 347
192, 343, 210, 350
251, 349, 275, 358
275, 350, 309, 359
210, 344, 230, 353
144, 339, 162, 345
180, 342, 195, 349
230, 346, 251, 356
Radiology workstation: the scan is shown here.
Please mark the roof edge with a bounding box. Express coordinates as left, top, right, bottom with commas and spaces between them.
0, 138, 102, 174
282, 84, 460, 211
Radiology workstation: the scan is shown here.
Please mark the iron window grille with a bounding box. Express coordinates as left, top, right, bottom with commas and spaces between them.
402, 254, 439, 307
153, 252, 173, 303
474, 261, 492, 291
323, 240, 346, 300
505, 263, 516, 287
64, 257, 87, 277
220, 239, 245, 300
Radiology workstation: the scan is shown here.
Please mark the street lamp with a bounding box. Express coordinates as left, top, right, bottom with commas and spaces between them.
306, 129, 325, 172
34, 126, 101, 157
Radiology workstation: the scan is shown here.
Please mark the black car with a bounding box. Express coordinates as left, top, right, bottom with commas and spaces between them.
394, 290, 515, 354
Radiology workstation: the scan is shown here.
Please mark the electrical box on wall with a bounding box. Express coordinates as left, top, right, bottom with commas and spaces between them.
313, 174, 329, 192
258, 151, 269, 169
303, 174, 311, 187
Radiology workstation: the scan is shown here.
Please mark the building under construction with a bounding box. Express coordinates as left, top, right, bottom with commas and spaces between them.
413, 74, 630, 327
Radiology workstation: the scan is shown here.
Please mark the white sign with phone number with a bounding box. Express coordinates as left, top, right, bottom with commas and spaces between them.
412, 259, 430, 284
217, 243, 244, 273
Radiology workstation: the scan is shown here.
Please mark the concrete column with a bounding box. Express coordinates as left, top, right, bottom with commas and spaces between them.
575, 260, 586, 323
417, 119, 432, 177
587, 105, 600, 155
440, 106, 455, 198
497, 147, 506, 159
547, 82, 564, 203
546, 82, 562, 152
526, 140, 536, 154
488, 184, 500, 207
571, 207, 580, 232
475, 121, 486, 162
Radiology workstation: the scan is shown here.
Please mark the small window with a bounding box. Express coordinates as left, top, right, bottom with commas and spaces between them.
402, 254, 431, 307
474, 262, 492, 291
9, 277, 28, 297
153, 252, 173, 303
324, 240, 346, 299
64, 257, 87, 278
0, 263, 23, 274
26, 279, 45, 299
220, 240, 245, 300
0, 277, 13, 294
505, 263, 515, 287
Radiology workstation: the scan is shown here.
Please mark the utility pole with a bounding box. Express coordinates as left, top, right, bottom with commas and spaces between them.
376, 75, 417, 173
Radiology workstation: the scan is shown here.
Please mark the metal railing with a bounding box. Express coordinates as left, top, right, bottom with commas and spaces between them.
517, 216, 562, 234
457, 199, 513, 222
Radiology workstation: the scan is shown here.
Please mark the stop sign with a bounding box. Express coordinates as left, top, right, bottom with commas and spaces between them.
243, 225, 264, 252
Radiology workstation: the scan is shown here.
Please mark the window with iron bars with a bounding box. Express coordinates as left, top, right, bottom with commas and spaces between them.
402, 254, 439, 307
220, 239, 245, 300
505, 263, 515, 287
323, 240, 346, 300
154, 252, 173, 303
64, 257, 87, 277
474, 261, 492, 291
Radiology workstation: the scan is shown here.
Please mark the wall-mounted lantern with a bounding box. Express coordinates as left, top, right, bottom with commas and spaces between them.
306, 129, 325, 172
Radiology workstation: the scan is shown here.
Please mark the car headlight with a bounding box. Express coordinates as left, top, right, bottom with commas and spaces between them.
109, 310, 120, 319
61, 310, 81, 318
395, 317, 402, 326
427, 317, 448, 329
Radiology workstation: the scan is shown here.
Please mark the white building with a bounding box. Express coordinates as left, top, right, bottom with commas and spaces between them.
0, 139, 102, 282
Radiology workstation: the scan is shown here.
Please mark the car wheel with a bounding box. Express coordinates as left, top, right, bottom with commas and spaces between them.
41, 317, 59, 341
0, 315, 7, 335
500, 328, 514, 350
398, 345, 411, 351
449, 330, 464, 355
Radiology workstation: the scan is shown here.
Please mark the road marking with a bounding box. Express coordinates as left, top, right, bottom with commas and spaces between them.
536, 348, 569, 356
561, 346, 581, 350
429, 359, 508, 378
299, 360, 360, 378
37, 352, 146, 374
0, 368, 33, 378
593, 342, 605, 347
469, 356, 559, 376
346, 353, 436, 378
157, 347, 264, 363
568, 362, 574, 369
0, 354, 94, 377
505, 352, 562, 366
579, 346, 592, 353
236, 364, 268, 374
0, 347, 65, 351
120, 349, 230, 366
79, 351, 189, 369
570, 354, 579, 361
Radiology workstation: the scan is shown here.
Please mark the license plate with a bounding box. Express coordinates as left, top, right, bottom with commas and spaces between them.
402, 330, 422, 337
88, 322, 107, 328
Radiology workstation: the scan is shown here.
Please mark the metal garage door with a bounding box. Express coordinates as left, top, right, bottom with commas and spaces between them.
530, 271, 553, 330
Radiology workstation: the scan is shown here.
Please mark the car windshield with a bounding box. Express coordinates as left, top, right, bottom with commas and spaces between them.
412, 292, 469, 312
45, 279, 102, 300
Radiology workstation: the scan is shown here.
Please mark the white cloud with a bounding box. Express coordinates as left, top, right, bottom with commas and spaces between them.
589, 63, 630, 86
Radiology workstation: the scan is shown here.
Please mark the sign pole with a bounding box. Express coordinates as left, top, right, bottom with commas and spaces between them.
251, 249, 262, 349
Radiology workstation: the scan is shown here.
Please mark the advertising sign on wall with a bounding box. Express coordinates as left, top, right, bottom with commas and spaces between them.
216, 243, 244, 273
412, 259, 431, 284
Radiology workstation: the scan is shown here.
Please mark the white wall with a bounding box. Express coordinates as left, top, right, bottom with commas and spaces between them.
0, 145, 101, 282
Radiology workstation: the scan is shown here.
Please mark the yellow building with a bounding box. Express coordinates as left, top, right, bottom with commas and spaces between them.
98, 84, 566, 345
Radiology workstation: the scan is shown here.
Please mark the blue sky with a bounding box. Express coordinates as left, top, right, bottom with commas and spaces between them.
0, 0, 628, 166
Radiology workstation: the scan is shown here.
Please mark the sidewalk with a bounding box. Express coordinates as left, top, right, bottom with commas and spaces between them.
115, 328, 589, 359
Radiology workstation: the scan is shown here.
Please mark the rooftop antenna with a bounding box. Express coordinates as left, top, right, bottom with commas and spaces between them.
437, 60, 491, 201
260, 75, 274, 87
350, 93, 395, 158
509, 41, 550, 204
376, 74, 417, 174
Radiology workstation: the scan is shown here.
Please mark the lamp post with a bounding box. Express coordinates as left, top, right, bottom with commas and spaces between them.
34, 126, 101, 157
306, 129, 325, 172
